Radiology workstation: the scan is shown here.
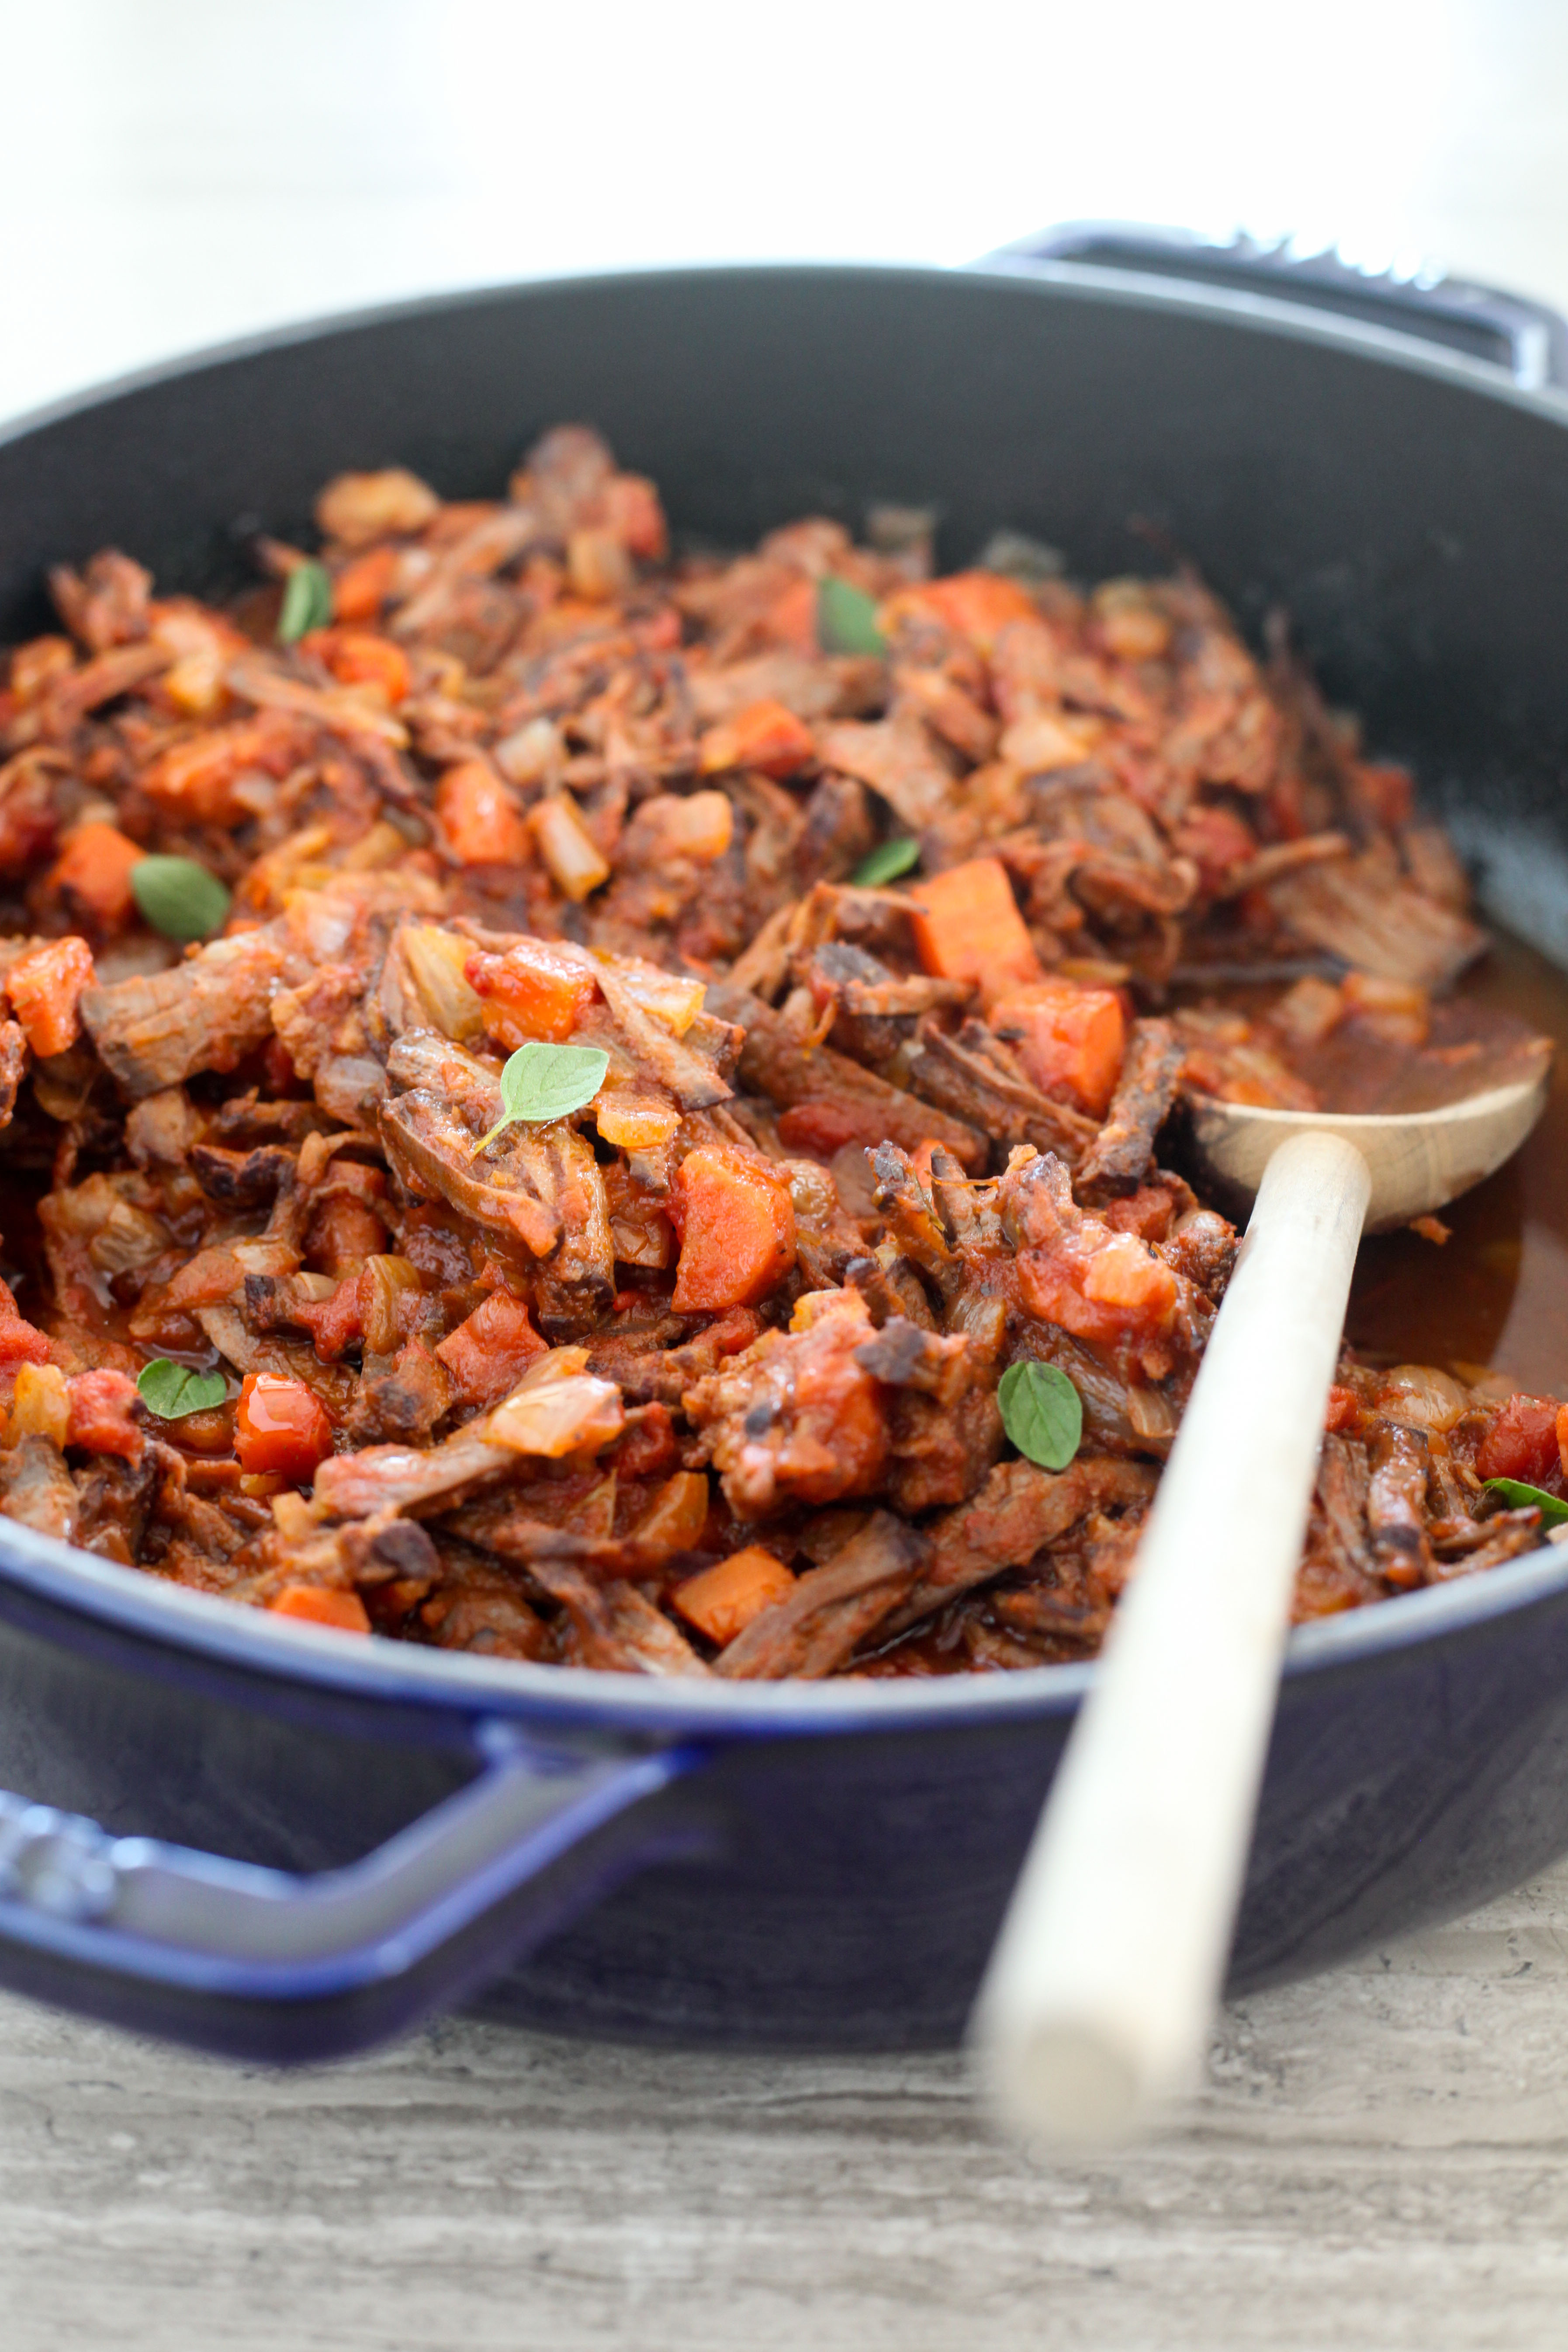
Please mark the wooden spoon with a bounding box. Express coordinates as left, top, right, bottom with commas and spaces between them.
971, 1061, 1550, 2149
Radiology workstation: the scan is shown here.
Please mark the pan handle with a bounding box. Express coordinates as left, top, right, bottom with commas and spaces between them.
0, 1720, 711, 2062
975, 222, 1568, 391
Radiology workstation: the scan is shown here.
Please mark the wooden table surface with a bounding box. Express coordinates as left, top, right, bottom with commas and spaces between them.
7, 1854, 1568, 2352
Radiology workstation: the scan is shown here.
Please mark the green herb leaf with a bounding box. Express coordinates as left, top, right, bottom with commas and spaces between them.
1482, 1476, 1568, 1528
130, 855, 232, 942
817, 574, 887, 658
472, 1041, 610, 1155
997, 1360, 1083, 1472
137, 1360, 228, 1420
277, 559, 333, 643
852, 837, 921, 888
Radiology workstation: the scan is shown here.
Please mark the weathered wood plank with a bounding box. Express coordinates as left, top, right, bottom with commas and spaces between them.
7, 1861, 1568, 2350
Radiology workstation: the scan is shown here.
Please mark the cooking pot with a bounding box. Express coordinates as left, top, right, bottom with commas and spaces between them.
5, 235, 1568, 2063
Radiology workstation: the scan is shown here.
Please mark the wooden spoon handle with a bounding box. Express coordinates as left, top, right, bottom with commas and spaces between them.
971, 1128, 1372, 2147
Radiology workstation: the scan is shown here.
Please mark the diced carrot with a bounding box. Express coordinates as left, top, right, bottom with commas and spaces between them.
886, 571, 1038, 651
235, 1373, 335, 1482
988, 980, 1126, 1116
1557, 1402, 1568, 1481
309, 628, 410, 705
673, 1545, 796, 1646
625, 1468, 710, 1560
6, 936, 95, 1057
602, 473, 668, 561
143, 714, 302, 822
1477, 1393, 1561, 1487
268, 1584, 371, 1635
669, 1146, 796, 1312
908, 857, 1042, 998
332, 544, 399, 622
436, 1290, 548, 1407
435, 760, 533, 866
698, 698, 815, 779
465, 938, 599, 1050
761, 575, 818, 654
48, 822, 146, 927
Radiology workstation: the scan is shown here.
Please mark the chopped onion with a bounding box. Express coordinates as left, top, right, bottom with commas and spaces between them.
1379, 1364, 1470, 1432
529, 795, 611, 901
402, 923, 484, 1043
486, 1347, 625, 1458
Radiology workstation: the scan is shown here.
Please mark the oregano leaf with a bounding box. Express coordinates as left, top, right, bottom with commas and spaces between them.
471, 1041, 610, 1156
137, 1360, 228, 1420
277, 559, 333, 643
817, 574, 887, 657
997, 1360, 1083, 1472
852, 837, 921, 888
131, 855, 231, 942
1482, 1476, 1568, 1529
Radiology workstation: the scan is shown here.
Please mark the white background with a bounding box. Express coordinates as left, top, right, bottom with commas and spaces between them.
4, 0, 1568, 426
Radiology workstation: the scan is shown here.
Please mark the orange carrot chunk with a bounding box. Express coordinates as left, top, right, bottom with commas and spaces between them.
235, 1373, 335, 1483
6, 935, 94, 1057
698, 697, 816, 779
886, 570, 1038, 651
435, 760, 533, 866
908, 857, 1042, 998
331, 544, 399, 623
268, 1585, 371, 1635
48, 822, 146, 928
435, 1290, 548, 1407
465, 937, 599, 1050
988, 980, 1127, 1117
310, 628, 410, 705
670, 1146, 796, 1313
674, 1545, 796, 1646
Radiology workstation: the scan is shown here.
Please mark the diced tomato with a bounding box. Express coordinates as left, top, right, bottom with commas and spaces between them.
698, 698, 815, 779
610, 1401, 679, 1482
909, 857, 1042, 998
235, 1373, 335, 1481
66, 1367, 145, 1462
1100, 1185, 1175, 1244
48, 822, 146, 928
6, 936, 95, 1058
989, 980, 1126, 1117
435, 1290, 548, 1406
305, 1192, 389, 1280
331, 545, 399, 623
1476, 1393, 1562, 1487
268, 1584, 371, 1634
296, 1275, 368, 1364
669, 1147, 796, 1313
435, 760, 533, 866
1325, 1385, 1361, 1434
143, 714, 305, 823
775, 1102, 873, 1159
464, 936, 599, 1050
673, 1545, 796, 1646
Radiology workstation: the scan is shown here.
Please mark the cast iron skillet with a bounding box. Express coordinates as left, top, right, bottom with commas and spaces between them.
5, 242, 1568, 2064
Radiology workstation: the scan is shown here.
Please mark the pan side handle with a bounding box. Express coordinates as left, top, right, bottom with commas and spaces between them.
0, 1721, 713, 2062
975, 222, 1568, 391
